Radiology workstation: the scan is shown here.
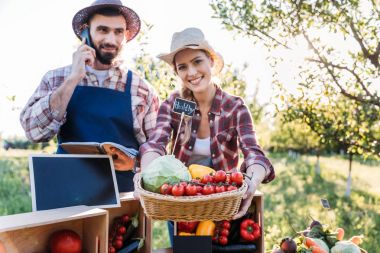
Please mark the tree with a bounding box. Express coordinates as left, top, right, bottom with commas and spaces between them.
210, 0, 380, 195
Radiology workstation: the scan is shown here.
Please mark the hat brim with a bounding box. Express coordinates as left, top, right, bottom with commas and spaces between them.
72, 3, 141, 42
157, 44, 224, 74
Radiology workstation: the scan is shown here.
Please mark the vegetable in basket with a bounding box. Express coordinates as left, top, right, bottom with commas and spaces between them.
141, 155, 191, 193
331, 241, 361, 253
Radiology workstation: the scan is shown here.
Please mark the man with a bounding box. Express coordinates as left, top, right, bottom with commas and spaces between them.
20, 0, 159, 192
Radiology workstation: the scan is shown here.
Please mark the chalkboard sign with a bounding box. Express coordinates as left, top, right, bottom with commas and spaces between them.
320, 198, 330, 209
173, 236, 211, 253
29, 154, 120, 211
172, 97, 197, 117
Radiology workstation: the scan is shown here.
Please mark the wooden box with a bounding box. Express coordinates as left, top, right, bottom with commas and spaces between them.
172, 191, 264, 253
0, 206, 108, 253
106, 192, 148, 253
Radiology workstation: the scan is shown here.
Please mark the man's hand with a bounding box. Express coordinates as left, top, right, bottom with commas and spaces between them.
69, 38, 96, 82
232, 177, 258, 219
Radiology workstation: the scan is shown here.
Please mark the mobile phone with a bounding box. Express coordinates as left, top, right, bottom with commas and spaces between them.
81, 28, 94, 48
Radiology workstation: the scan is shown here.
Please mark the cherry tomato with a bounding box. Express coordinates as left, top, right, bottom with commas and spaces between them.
196, 185, 203, 193
180, 181, 188, 187
202, 184, 215, 195
113, 239, 123, 249
117, 226, 126, 235
108, 246, 116, 253
230, 172, 244, 186
215, 184, 226, 193
172, 184, 185, 196
201, 174, 213, 184
185, 184, 197, 196
214, 170, 227, 183
227, 185, 238, 191
220, 228, 229, 237
160, 183, 173, 195
221, 220, 231, 230
218, 235, 228, 245
121, 214, 130, 223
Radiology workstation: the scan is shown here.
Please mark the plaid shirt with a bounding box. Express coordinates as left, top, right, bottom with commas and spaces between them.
140, 86, 275, 183
20, 63, 159, 144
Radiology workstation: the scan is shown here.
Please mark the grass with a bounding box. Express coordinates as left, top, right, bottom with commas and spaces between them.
0, 150, 379, 251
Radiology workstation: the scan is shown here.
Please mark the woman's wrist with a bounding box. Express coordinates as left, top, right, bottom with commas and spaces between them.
246, 164, 266, 185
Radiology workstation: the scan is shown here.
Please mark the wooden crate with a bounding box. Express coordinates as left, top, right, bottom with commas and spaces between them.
0, 205, 108, 253
106, 192, 148, 253
172, 191, 264, 253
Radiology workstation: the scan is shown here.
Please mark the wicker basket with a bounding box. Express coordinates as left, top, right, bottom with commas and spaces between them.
136, 174, 248, 221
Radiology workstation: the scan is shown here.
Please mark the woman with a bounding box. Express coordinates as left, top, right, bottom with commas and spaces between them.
137, 27, 275, 218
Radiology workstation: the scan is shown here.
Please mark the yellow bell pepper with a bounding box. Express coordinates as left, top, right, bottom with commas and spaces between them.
179, 232, 196, 236
188, 164, 215, 179
195, 220, 216, 236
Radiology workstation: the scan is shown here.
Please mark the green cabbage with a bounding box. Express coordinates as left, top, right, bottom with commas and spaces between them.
331, 241, 361, 253
141, 155, 191, 193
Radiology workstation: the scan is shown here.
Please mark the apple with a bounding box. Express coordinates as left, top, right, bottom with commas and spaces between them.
49, 229, 82, 253
280, 237, 297, 253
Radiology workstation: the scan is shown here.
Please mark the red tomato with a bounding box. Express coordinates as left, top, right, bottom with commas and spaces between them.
214, 170, 227, 183
230, 172, 244, 186
121, 214, 130, 223
185, 184, 198, 196
172, 184, 185, 196
221, 221, 231, 230
49, 229, 82, 253
113, 239, 123, 249
218, 235, 228, 245
227, 185, 238, 191
196, 185, 203, 193
180, 181, 188, 187
108, 246, 116, 253
202, 184, 215, 195
215, 184, 226, 193
201, 174, 213, 184
117, 226, 126, 235
160, 183, 173, 195
220, 228, 229, 237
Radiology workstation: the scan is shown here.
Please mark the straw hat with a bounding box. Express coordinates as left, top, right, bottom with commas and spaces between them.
72, 0, 141, 42
158, 27, 224, 74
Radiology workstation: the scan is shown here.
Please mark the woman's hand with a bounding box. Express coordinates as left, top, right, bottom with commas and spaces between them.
232, 177, 258, 219
232, 164, 266, 219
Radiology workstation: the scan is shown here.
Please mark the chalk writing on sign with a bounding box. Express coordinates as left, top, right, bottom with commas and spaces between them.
172, 97, 197, 117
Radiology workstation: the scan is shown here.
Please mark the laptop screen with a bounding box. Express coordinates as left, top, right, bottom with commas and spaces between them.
29, 154, 120, 211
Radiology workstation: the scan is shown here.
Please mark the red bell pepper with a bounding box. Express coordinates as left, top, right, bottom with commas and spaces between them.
240, 219, 261, 241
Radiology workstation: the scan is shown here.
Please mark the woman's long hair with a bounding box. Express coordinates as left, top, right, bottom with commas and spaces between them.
173, 49, 215, 144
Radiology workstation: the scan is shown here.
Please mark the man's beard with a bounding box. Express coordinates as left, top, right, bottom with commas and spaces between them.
94, 43, 121, 65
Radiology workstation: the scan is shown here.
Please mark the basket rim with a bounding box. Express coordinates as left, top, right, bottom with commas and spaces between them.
136, 173, 248, 202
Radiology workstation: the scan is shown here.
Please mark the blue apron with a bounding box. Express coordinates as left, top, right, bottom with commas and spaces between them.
57, 70, 139, 192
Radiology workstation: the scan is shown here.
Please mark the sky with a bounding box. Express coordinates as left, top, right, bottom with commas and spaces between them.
0, 0, 276, 138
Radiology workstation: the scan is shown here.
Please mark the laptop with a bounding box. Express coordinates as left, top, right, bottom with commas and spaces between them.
29, 154, 120, 211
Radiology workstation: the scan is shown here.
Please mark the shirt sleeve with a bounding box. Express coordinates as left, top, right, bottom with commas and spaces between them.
139, 95, 175, 156
19, 72, 65, 142
236, 101, 275, 183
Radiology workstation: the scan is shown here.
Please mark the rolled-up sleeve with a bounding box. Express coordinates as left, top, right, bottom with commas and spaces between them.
237, 103, 275, 183
19, 73, 65, 142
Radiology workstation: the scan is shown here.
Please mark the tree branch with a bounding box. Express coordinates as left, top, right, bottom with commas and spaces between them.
302, 31, 380, 107
349, 21, 380, 68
